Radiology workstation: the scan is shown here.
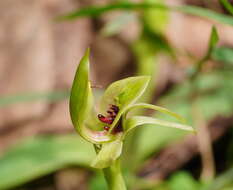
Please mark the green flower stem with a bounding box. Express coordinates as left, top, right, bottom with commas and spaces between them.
94, 145, 127, 190
103, 159, 127, 190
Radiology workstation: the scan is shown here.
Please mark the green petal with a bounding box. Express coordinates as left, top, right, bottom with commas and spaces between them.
124, 103, 186, 123
99, 76, 150, 133
91, 139, 122, 169
69, 49, 113, 144
124, 116, 195, 137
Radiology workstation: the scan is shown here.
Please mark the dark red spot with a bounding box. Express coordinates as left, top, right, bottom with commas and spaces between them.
107, 110, 116, 117
98, 114, 114, 124
104, 126, 110, 131
110, 104, 119, 113
98, 105, 120, 132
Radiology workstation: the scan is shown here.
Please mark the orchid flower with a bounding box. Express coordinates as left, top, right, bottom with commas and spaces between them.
69, 49, 194, 169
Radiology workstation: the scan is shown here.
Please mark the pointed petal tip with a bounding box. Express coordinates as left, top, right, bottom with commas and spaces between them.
85, 47, 90, 56
137, 75, 151, 85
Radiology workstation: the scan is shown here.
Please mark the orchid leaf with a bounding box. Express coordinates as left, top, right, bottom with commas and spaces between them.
91, 139, 123, 169
125, 103, 186, 123
124, 116, 194, 136
99, 76, 150, 132
0, 135, 95, 190
70, 49, 113, 144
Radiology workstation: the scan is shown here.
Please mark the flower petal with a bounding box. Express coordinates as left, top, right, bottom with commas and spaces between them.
69, 49, 114, 144
124, 116, 195, 138
91, 139, 122, 169
99, 76, 150, 133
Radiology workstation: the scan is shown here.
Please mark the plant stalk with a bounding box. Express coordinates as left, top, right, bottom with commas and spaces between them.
94, 145, 126, 190
103, 159, 127, 190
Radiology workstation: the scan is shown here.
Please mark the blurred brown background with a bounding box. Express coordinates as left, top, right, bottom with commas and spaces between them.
1, 0, 233, 189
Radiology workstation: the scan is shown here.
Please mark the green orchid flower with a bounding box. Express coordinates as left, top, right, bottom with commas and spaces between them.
69, 49, 194, 170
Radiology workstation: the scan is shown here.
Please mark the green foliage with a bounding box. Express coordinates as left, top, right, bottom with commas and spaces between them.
168, 172, 201, 190
219, 0, 233, 15
175, 5, 233, 26
142, 0, 168, 34
158, 70, 233, 124
205, 167, 233, 190
207, 26, 219, 56
0, 135, 95, 190
57, 2, 233, 26
0, 90, 69, 107
212, 46, 233, 65
56, 2, 167, 20
101, 13, 136, 36
189, 26, 219, 78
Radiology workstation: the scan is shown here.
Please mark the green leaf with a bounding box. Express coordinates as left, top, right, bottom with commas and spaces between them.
0, 135, 95, 190
219, 0, 233, 15
0, 90, 69, 107
125, 103, 186, 123
56, 3, 167, 20
189, 26, 219, 78
70, 49, 113, 144
159, 70, 233, 122
207, 26, 219, 56
142, 0, 168, 34
169, 171, 201, 190
205, 167, 233, 190
212, 46, 233, 65
101, 12, 136, 36
124, 116, 194, 136
57, 2, 233, 26
99, 76, 150, 133
91, 139, 123, 169
175, 5, 233, 26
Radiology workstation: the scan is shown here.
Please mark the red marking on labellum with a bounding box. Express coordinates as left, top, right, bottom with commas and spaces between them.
110, 104, 119, 113
97, 105, 120, 132
98, 114, 114, 124
104, 126, 110, 131
107, 110, 116, 117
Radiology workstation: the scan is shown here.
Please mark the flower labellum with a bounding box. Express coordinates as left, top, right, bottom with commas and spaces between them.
98, 105, 119, 131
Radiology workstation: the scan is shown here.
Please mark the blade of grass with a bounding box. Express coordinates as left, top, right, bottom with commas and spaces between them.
56, 3, 167, 20
0, 90, 69, 107
190, 26, 219, 79
219, 0, 233, 15
175, 5, 233, 26
56, 2, 233, 26
0, 135, 95, 190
